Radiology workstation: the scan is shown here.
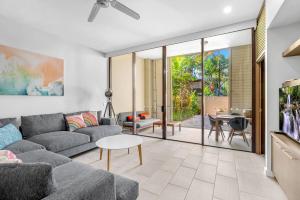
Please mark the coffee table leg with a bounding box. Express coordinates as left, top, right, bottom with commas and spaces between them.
138, 144, 143, 165
99, 148, 103, 160
107, 149, 111, 171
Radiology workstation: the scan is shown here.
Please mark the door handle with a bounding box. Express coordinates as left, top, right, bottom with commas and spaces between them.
281, 149, 296, 160
274, 141, 296, 160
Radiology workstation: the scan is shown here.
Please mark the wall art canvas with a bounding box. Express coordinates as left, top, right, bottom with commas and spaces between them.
0, 44, 64, 96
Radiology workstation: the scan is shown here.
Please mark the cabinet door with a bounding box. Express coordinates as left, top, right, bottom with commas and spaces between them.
272, 137, 300, 200
272, 139, 285, 183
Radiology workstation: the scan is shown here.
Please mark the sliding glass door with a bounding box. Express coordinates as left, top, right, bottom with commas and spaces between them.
203, 29, 253, 151
133, 48, 164, 138
165, 40, 203, 143
110, 29, 254, 152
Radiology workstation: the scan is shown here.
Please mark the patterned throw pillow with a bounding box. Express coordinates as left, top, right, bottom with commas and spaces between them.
82, 111, 99, 127
0, 150, 22, 163
0, 124, 22, 150
66, 114, 87, 131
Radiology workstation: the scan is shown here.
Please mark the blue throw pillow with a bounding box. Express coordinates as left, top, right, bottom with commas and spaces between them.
0, 124, 22, 150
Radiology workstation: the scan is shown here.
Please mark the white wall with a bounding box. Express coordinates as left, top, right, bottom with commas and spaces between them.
266, 0, 285, 28
0, 17, 108, 118
266, 22, 300, 175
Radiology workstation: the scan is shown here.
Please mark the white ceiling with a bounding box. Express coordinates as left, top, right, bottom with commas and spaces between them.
269, 0, 300, 28
0, 0, 263, 53
137, 29, 252, 59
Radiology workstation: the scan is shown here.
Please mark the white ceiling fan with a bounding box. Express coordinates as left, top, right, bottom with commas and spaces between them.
88, 0, 140, 22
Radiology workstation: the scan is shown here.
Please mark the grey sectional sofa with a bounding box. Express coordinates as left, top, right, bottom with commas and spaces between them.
0, 114, 139, 200
4, 143, 138, 200
21, 112, 122, 157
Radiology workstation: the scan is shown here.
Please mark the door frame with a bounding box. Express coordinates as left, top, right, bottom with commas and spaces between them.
251, 28, 257, 153
254, 52, 265, 154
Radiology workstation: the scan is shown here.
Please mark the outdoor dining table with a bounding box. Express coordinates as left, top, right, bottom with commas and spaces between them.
213, 114, 251, 142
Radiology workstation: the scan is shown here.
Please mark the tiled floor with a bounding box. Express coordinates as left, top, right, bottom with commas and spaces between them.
72, 137, 287, 200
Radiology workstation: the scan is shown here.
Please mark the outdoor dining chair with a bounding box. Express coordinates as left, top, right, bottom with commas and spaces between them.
208, 114, 225, 141
228, 117, 249, 146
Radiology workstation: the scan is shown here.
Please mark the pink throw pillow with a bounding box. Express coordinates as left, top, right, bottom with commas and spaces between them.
0, 150, 22, 163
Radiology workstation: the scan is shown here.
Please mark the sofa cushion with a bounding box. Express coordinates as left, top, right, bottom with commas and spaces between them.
21, 113, 67, 138
57, 142, 96, 158
4, 140, 45, 154
75, 125, 121, 142
123, 118, 160, 129
117, 111, 144, 126
0, 124, 22, 149
101, 117, 117, 125
53, 162, 138, 200
17, 149, 71, 168
28, 131, 90, 153
115, 175, 139, 200
0, 118, 18, 128
44, 167, 115, 200
123, 121, 141, 128
0, 163, 56, 200
53, 161, 101, 188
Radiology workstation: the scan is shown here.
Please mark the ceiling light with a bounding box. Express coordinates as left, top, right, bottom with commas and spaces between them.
223, 6, 232, 14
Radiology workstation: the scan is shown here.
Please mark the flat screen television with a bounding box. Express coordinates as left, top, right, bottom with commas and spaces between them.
279, 85, 300, 143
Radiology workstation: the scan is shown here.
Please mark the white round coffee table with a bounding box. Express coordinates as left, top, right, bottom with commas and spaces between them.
96, 134, 143, 171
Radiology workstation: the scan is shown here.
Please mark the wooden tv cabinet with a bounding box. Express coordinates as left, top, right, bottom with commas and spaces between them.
271, 132, 300, 200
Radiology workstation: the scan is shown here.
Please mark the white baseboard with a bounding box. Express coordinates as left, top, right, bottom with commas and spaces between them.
264, 167, 274, 177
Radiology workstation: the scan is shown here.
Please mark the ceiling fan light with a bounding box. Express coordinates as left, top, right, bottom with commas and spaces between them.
223, 6, 232, 14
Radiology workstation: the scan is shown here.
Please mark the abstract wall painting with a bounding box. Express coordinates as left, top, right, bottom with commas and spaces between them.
0, 44, 64, 96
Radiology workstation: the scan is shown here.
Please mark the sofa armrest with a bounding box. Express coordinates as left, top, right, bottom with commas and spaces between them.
101, 117, 117, 125
42, 170, 116, 200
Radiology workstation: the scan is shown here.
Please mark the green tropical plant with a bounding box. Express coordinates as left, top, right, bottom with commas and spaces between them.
171, 49, 229, 121
204, 51, 229, 96
171, 55, 201, 121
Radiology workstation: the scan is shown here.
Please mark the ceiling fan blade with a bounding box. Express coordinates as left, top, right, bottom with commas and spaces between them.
110, 0, 140, 20
88, 3, 101, 22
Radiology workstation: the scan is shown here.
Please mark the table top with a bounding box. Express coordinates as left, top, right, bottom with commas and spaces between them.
215, 114, 246, 119
153, 121, 181, 125
96, 134, 143, 150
